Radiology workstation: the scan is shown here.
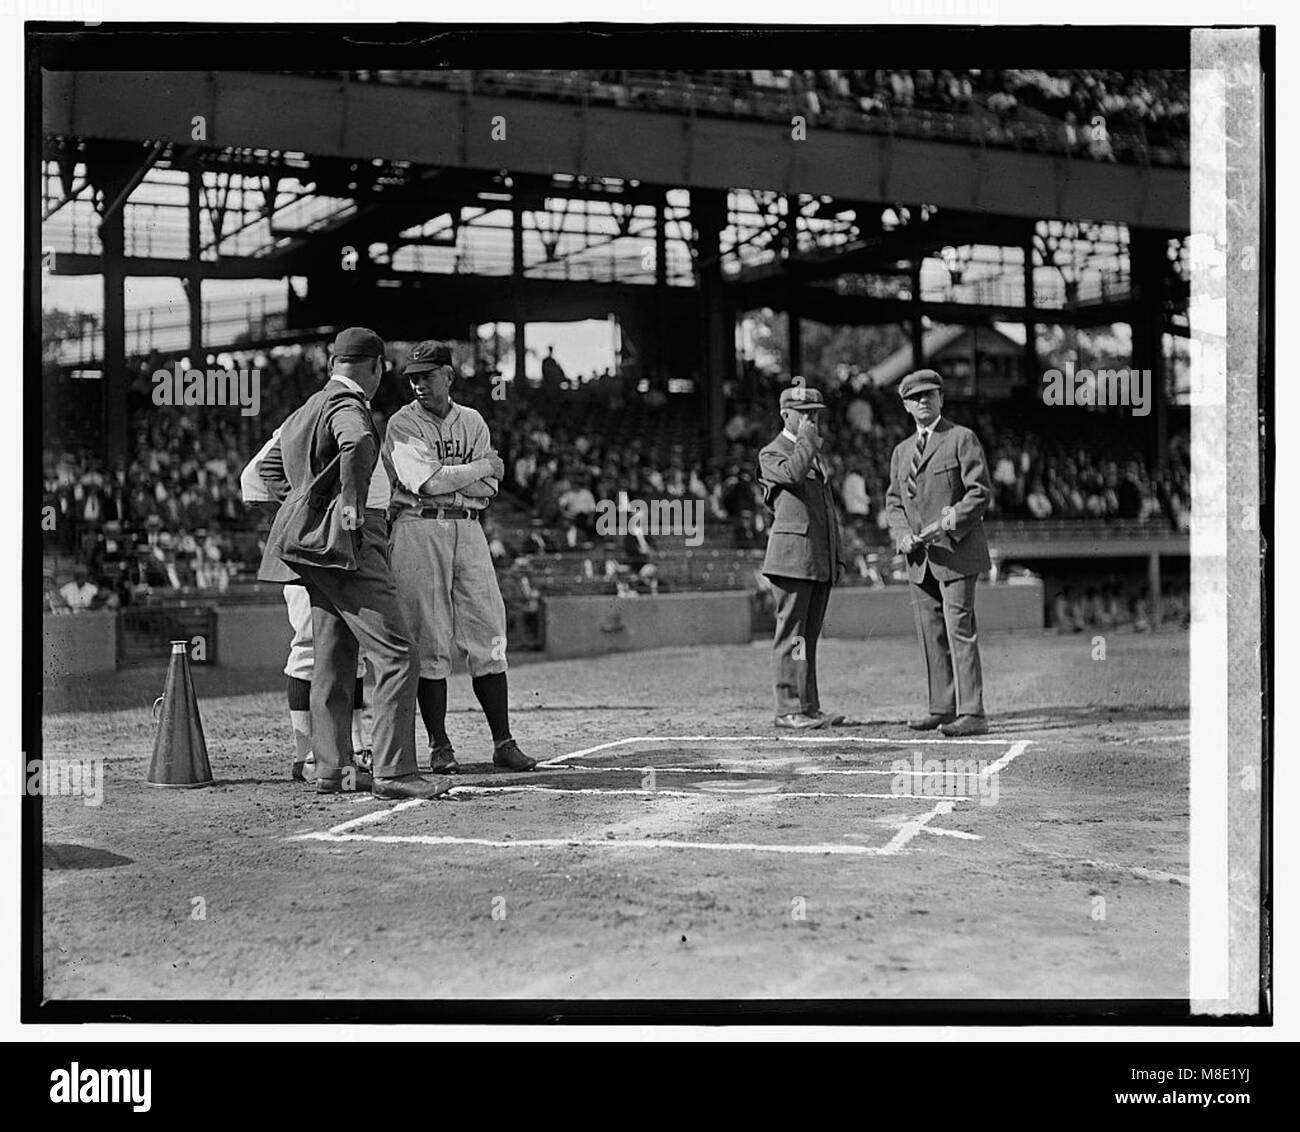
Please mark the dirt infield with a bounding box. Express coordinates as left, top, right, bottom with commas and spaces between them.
40, 630, 1189, 1000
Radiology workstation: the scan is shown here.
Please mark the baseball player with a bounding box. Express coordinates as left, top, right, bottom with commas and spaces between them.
381, 340, 536, 773
240, 426, 382, 782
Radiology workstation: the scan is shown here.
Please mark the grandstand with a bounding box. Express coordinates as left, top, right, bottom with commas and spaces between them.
40, 65, 1191, 665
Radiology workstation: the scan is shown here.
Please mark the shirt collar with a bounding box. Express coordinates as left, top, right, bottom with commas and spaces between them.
781, 427, 799, 443
330, 374, 369, 403
917, 416, 943, 439
416, 397, 459, 424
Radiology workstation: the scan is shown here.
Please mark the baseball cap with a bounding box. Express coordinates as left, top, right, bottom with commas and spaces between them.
404, 340, 456, 375
331, 327, 385, 358
898, 369, 944, 399
779, 385, 827, 412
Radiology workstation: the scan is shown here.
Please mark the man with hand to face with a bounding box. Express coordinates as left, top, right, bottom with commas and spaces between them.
757, 384, 851, 730
885, 369, 993, 737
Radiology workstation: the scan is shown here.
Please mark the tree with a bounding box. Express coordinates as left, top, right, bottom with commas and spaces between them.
42, 308, 98, 364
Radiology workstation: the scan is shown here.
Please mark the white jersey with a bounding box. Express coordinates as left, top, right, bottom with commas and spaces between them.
383, 398, 494, 514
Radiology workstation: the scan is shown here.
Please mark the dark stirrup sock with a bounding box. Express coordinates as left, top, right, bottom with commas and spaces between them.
353, 675, 365, 710
416, 677, 451, 747
471, 671, 512, 743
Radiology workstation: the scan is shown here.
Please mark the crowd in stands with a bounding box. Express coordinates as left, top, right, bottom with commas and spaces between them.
445, 354, 1192, 583
1051, 581, 1190, 634
351, 68, 1190, 164
43, 342, 1191, 610
41, 348, 327, 609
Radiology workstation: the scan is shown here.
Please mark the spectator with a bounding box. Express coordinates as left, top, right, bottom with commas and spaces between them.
1026, 481, 1053, 519
558, 475, 598, 545
541, 346, 566, 396
841, 463, 871, 524
1053, 585, 1084, 633
44, 570, 70, 615
59, 564, 100, 611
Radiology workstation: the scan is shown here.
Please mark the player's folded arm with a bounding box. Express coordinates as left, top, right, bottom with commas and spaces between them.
459, 477, 498, 499
386, 431, 490, 498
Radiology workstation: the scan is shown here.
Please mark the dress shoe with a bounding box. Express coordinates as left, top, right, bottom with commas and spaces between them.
939, 715, 989, 737
774, 713, 826, 730
371, 773, 453, 800
316, 767, 374, 794
492, 740, 538, 771
908, 713, 956, 731
427, 743, 460, 774
809, 710, 847, 726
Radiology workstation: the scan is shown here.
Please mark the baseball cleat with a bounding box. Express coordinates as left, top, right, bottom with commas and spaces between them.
291, 755, 315, 783
492, 740, 538, 771
427, 743, 460, 774
774, 713, 826, 730
939, 715, 989, 737
372, 773, 453, 800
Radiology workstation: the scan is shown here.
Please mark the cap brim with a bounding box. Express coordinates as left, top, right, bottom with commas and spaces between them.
405, 361, 452, 375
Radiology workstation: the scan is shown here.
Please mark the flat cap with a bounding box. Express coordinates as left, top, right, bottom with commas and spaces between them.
779, 385, 827, 411
898, 369, 944, 399
331, 327, 385, 358
404, 340, 456, 375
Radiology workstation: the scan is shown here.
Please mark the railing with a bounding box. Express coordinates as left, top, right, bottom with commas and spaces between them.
323, 69, 1188, 168
51, 293, 288, 368
984, 517, 1187, 541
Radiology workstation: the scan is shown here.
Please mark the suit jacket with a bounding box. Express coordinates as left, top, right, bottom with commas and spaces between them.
757, 431, 847, 585
256, 379, 379, 584
885, 418, 992, 583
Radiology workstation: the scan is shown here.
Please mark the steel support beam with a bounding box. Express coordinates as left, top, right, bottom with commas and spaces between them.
693, 188, 730, 462
44, 71, 1191, 232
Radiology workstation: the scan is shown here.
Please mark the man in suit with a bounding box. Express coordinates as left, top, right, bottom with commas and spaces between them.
884, 369, 993, 737
757, 385, 851, 729
257, 328, 449, 799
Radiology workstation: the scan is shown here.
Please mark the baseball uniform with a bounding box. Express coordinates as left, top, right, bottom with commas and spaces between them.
384, 399, 507, 681
381, 337, 535, 773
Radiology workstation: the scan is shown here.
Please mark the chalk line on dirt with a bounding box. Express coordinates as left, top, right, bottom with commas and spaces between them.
290, 736, 1028, 855
446, 783, 969, 802
879, 799, 957, 855
539, 733, 1011, 767
291, 830, 889, 856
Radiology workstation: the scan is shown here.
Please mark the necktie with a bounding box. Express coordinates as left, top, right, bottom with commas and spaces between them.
906, 429, 928, 496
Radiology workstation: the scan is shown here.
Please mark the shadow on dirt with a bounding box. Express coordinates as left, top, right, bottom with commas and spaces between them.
43, 843, 134, 870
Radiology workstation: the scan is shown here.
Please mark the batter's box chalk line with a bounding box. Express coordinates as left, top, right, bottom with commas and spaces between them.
287, 739, 1031, 857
